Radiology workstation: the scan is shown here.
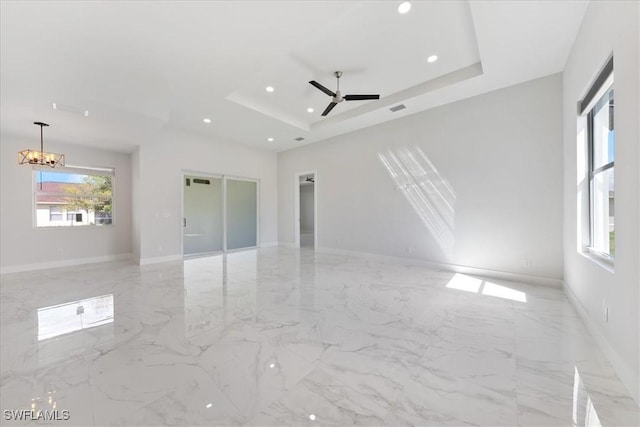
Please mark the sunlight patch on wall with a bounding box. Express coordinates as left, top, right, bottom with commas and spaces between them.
378, 146, 456, 257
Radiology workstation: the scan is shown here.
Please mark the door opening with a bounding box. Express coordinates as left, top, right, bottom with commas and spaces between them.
294, 171, 317, 250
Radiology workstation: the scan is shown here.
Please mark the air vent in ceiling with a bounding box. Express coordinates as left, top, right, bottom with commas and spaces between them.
52, 102, 89, 117
294, 137, 305, 142
389, 104, 406, 112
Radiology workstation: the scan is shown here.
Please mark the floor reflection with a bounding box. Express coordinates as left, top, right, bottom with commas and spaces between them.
37, 294, 114, 341
573, 366, 602, 427
0, 248, 637, 426
183, 251, 260, 337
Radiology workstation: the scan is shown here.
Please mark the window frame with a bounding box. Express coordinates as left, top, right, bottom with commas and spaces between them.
32, 165, 115, 229
580, 56, 615, 266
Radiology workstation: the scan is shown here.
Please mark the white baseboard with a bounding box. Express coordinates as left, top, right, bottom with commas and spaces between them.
138, 254, 183, 266
0, 253, 132, 275
141, 244, 279, 264
563, 281, 639, 405
278, 242, 297, 248
259, 241, 279, 248
316, 246, 563, 288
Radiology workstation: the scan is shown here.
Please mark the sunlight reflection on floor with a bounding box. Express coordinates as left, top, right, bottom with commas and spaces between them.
446, 273, 527, 303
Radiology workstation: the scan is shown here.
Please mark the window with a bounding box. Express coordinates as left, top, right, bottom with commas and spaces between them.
588, 88, 614, 257
65, 212, 83, 222
49, 205, 64, 222
580, 57, 614, 260
34, 167, 114, 228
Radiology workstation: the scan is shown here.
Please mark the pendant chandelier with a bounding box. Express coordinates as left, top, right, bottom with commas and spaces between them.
18, 122, 65, 168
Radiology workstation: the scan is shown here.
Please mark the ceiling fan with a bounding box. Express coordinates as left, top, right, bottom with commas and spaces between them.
309, 71, 380, 116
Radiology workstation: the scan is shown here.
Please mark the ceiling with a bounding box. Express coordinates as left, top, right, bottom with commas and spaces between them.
0, 1, 588, 153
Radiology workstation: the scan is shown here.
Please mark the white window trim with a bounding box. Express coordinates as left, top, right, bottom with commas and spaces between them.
578, 57, 615, 270
32, 166, 116, 229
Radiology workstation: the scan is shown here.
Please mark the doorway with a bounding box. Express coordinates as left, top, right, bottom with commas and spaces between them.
294, 170, 317, 249
182, 174, 259, 257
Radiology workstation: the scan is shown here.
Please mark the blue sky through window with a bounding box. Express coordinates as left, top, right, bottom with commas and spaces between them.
35, 171, 86, 184
608, 130, 614, 162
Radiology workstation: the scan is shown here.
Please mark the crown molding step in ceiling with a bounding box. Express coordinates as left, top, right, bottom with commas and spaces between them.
0, 1, 588, 152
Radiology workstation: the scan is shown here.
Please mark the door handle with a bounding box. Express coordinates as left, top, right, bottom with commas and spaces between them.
183, 218, 186, 227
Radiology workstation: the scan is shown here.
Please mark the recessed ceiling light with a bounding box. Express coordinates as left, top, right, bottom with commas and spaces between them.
398, 1, 411, 14
52, 102, 57, 110
269, 363, 275, 368
307, 107, 314, 113
84, 110, 89, 117
267, 137, 274, 142
309, 414, 316, 421
206, 403, 212, 409
265, 86, 275, 93
427, 55, 438, 63
203, 118, 212, 124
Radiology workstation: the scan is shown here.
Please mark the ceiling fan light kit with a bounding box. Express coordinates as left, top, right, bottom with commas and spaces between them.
309, 71, 380, 116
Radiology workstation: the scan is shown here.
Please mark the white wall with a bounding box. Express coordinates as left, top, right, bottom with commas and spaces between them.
562, 0, 639, 404
134, 128, 278, 263
278, 74, 564, 281
0, 137, 132, 273
0, 127, 277, 269
300, 184, 314, 233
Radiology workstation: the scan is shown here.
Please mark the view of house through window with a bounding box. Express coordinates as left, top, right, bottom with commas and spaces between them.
34, 168, 114, 227
588, 83, 614, 257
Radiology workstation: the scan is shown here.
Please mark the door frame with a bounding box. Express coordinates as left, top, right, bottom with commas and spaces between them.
181, 171, 260, 257
294, 169, 317, 249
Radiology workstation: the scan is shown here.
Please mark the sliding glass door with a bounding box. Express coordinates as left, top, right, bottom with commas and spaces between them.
183, 176, 224, 255
182, 175, 258, 256
225, 178, 258, 250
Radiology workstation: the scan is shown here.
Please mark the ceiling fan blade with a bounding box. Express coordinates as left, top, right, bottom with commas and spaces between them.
309, 80, 336, 97
321, 102, 338, 116
344, 94, 380, 101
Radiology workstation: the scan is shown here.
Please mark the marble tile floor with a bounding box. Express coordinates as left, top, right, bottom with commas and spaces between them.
1, 247, 638, 426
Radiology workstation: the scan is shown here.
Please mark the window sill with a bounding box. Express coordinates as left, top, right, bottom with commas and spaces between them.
35, 224, 115, 230
582, 248, 615, 273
